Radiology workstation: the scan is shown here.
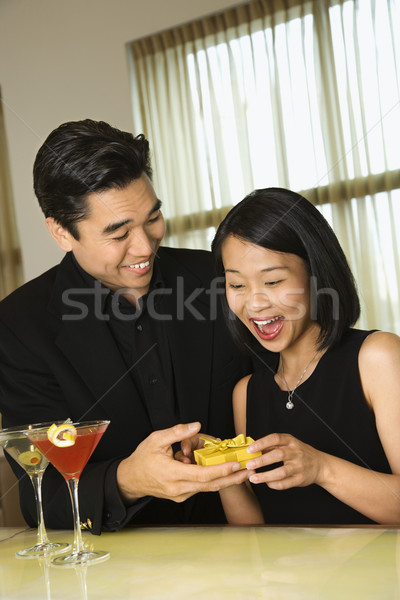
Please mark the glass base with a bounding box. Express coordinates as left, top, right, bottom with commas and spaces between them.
16, 542, 71, 559
51, 549, 110, 568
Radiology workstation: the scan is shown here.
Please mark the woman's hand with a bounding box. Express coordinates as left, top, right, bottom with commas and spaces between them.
245, 433, 325, 490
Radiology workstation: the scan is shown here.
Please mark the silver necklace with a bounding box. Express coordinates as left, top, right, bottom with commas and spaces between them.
280, 350, 319, 410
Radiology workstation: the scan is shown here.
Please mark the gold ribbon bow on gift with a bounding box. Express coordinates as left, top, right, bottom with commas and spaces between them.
199, 433, 250, 454
194, 434, 261, 468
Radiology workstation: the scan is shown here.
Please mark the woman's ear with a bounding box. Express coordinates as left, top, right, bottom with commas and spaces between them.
45, 217, 74, 252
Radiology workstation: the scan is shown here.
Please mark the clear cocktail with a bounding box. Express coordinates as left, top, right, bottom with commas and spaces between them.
26, 420, 110, 567
0, 424, 71, 558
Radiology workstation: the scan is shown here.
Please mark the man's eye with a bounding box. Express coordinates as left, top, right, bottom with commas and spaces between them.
266, 280, 282, 286
113, 231, 129, 241
148, 212, 161, 224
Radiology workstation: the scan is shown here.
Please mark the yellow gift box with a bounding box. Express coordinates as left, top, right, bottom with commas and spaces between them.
194, 434, 261, 470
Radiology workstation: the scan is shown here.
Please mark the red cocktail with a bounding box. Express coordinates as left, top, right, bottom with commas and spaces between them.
26, 420, 110, 567
31, 425, 108, 479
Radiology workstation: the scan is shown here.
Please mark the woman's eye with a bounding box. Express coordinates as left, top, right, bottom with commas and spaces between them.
265, 280, 282, 286
113, 231, 129, 241
228, 283, 244, 289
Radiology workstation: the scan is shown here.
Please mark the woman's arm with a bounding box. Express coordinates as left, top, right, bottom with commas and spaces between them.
246, 332, 400, 524
219, 375, 264, 524
219, 481, 263, 524
320, 331, 400, 522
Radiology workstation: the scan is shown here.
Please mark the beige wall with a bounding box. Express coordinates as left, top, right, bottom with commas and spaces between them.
0, 0, 240, 282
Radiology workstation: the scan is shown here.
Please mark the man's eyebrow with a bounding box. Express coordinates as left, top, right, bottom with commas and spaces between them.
225, 266, 288, 274
102, 199, 162, 235
102, 219, 132, 235
150, 199, 162, 214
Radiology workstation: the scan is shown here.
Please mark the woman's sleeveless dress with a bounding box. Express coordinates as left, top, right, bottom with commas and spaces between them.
246, 329, 391, 524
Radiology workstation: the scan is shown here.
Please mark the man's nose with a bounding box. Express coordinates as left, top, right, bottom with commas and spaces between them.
127, 228, 153, 256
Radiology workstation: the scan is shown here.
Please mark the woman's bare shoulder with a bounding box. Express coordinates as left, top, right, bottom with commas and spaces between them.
359, 330, 400, 364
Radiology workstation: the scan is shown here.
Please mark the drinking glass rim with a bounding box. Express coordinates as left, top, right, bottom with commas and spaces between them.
0, 420, 110, 437
0, 421, 67, 435
25, 420, 111, 434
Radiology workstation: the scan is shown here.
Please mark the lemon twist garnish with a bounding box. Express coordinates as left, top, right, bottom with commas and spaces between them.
47, 423, 77, 447
19, 450, 42, 466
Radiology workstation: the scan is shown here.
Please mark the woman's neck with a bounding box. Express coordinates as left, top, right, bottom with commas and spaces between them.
276, 326, 325, 390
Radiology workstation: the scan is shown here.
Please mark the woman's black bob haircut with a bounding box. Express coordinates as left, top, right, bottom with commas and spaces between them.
211, 187, 360, 352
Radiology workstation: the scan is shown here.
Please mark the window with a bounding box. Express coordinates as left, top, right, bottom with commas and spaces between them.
128, 0, 400, 332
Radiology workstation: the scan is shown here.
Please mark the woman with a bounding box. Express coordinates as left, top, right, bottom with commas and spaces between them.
210, 187, 400, 525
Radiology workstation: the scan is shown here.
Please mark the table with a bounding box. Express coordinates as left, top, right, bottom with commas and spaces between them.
0, 525, 399, 599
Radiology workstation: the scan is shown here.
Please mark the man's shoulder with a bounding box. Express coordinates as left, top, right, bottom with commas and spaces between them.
158, 246, 212, 264
0, 255, 71, 319
157, 246, 215, 283
0, 268, 55, 308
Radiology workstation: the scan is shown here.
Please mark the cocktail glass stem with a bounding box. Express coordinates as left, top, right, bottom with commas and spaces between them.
15, 469, 71, 558
67, 477, 85, 556
30, 471, 49, 546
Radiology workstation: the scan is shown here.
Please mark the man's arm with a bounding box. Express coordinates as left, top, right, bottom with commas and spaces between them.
0, 321, 251, 532
0, 319, 118, 533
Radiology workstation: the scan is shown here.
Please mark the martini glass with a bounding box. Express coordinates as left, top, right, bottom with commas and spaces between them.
26, 420, 110, 567
0, 423, 71, 558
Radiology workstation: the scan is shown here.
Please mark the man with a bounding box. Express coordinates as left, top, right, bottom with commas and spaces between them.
0, 119, 253, 534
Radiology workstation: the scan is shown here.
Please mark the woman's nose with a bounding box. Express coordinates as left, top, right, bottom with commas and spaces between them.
246, 288, 272, 311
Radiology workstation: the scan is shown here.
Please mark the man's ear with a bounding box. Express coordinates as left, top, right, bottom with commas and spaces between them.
45, 218, 75, 252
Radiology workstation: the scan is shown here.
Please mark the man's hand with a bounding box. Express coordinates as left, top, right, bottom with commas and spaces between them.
116, 422, 251, 504
175, 429, 220, 465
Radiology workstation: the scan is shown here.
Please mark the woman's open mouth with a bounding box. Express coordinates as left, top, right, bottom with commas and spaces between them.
251, 316, 285, 340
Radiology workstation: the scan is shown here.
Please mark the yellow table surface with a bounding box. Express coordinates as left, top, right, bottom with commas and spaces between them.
0, 525, 398, 599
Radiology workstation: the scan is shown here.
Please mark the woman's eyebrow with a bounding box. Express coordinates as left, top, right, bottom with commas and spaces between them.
225, 266, 288, 273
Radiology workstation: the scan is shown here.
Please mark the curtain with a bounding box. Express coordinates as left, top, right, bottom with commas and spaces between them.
128, 0, 400, 333
0, 91, 23, 299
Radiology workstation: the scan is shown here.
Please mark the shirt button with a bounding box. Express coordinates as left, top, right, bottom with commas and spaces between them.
136, 323, 143, 331
149, 377, 158, 385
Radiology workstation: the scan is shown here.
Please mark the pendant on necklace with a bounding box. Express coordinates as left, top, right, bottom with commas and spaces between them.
280, 350, 320, 410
